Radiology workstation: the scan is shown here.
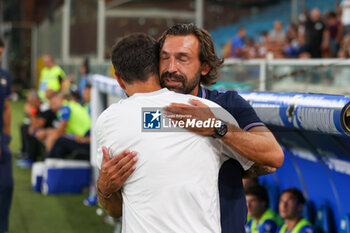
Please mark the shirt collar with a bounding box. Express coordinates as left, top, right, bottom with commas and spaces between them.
196, 86, 206, 99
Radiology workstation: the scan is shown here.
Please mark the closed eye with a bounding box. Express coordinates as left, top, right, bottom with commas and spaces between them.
160, 55, 170, 60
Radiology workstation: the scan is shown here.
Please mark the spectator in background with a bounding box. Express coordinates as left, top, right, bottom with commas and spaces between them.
265, 21, 287, 58
82, 84, 91, 116
284, 37, 300, 58
339, 32, 350, 57
244, 37, 258, 59
304, 8, 328, 58
277, 188, 316, 233
257, 31, 269, 58
44, 91, 91, 159
0, 37, 13, 233
335, 1, 342, 19
79, 58, 90, 100
46, 131, 90, 161
296, 9, 308, 52
326, 11, 343, 57
286, 24, 298, 44
242, 177, 259, 223
269, 21, 286, 43
341, 0, 350, 36
245, 185, 282, 233
16, 90, 57, 168
38, 54, 66, 101
286, 23, 306, 55
222, 27, 247, 58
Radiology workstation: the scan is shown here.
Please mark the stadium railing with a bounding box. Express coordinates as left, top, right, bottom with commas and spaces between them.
222, 58, 350, 95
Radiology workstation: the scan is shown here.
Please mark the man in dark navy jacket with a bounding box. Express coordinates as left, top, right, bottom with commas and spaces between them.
158, 24, 283, 233
97, 24, 284, 233
0, 37, 13, 233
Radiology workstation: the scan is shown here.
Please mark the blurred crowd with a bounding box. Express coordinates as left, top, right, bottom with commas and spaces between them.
16, 54, 92, 168
223, 5, 350, 59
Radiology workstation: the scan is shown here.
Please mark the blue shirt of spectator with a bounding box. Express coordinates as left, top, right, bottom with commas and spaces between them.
79, 76, 89, 98
230, 36, 246, 58
246, 218, 278, 233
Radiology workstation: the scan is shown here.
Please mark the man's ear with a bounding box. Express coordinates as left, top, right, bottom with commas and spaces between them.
114, 72, 126, 90
201, 63, 211, 76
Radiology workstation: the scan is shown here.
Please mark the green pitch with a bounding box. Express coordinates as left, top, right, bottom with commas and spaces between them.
9, 100, 113, 233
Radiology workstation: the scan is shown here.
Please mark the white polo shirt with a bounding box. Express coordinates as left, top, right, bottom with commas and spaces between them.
342, 0, 350, 26
96, 88, 253, 233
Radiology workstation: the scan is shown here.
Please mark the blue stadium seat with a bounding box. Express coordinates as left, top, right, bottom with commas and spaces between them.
302, 200, 316, 224
340, 214, 350, 233
314, 205, 332, 233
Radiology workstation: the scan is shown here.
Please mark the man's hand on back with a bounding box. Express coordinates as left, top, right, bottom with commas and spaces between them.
164, 99, 217, 136
97, 146, 138, 197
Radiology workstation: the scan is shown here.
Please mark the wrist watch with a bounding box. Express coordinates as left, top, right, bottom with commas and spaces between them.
213, 121, 228, 138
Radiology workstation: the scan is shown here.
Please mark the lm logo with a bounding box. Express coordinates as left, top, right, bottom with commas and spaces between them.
143, 110, 162, 129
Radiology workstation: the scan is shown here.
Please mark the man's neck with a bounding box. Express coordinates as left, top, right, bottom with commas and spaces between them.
254, 208, 268, 223
285, 217, 301, 231
189, 85, 200, 96
254, 213, 264, 223
126, 75, 161, 96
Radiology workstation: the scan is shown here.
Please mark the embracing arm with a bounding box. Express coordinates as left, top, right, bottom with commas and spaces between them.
97, 147, 137, 218
242, 163, 276, 178
165, 99, 284, 169
221, 125, 284, 168
97, 189, 123, 218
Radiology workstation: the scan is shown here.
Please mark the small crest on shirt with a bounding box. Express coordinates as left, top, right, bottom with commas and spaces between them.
264, 223, 272, 231
0, 76, 7, 86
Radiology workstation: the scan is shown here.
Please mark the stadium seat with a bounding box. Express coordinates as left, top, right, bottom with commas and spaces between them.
340, 214, 350, 233
314, 205, 332, 233
302, 200, 316, 224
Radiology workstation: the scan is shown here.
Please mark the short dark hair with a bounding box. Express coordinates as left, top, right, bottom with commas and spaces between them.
280, 188, 305, 205
111, 33, 159, 84
0, 37, 4, 48
158, 23, 223, 86
245, 185, 269, 207
328, 11, 337, 19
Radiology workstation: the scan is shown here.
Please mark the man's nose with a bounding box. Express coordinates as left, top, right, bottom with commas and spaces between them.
168, 57, 177, 73
280, 201, 287, 208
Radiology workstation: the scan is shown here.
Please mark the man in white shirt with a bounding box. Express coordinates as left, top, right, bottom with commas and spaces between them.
268, 21, 286, 43
96, 33, 253, 233
342, 0, 350, 36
